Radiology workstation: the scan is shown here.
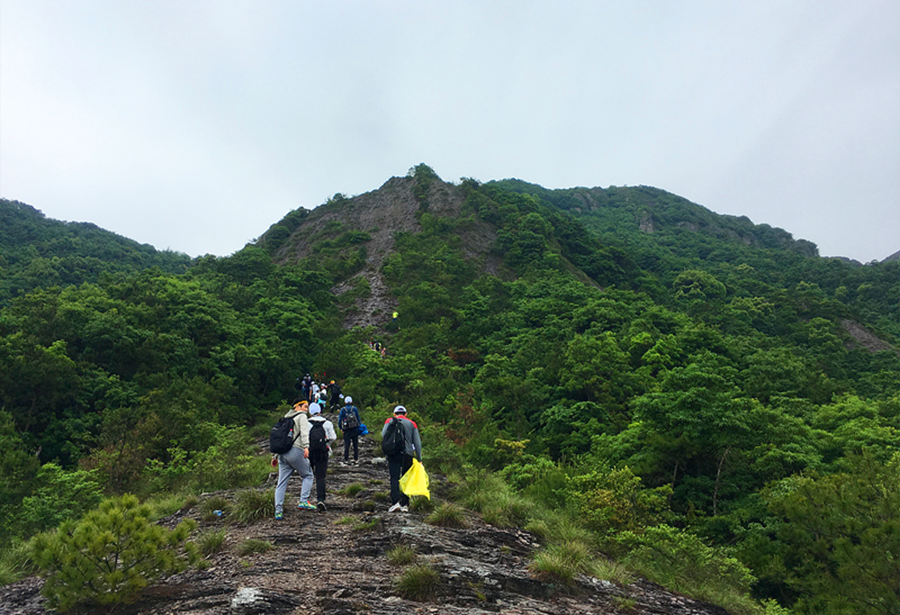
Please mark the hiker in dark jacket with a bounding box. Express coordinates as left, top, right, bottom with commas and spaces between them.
381, 405, 422, 513
329, 380, 342, 408
301, 374, 312, 402
338, 396, 362, 465
307, 402, 336, 511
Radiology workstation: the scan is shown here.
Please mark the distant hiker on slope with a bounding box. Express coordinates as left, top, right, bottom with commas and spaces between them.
317, 384, 328, 412
329, 380, 342, 409
339, 396, 362, 465
301, 374, 312, 402
381, 405, 422, 513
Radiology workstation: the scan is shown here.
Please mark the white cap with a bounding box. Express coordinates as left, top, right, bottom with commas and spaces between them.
393, 405, 407, 415
309, 403, 322, 415
344, 396, 353, 404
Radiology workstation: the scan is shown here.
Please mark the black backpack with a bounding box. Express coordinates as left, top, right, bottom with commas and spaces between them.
381, 417, 406, 456
308, 419, 329, 455
270, 416, 297, 454
341, 406, 360, 431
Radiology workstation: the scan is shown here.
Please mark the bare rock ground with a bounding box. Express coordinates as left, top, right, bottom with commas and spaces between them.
840, 318, 897, 354
272, 175, 502, 332
0, 418, 731, 615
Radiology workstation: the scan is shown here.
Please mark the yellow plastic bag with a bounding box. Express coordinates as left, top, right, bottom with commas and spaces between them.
399, 458, 430, 499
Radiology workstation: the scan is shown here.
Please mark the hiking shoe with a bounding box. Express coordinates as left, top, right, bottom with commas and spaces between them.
298, 501, 317, 510
388, 502, 402, 513
317, 501, 327, 512
275, 512, 284, 520
400, 506, 409, 513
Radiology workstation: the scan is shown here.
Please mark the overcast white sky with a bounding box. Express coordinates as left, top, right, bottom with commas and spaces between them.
1, 1, 898, 262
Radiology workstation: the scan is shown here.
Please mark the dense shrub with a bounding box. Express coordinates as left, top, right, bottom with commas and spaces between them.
9, 463, 103, 541
30, 494, 197, 611
619, 524, 759, 615
564, 466, 671, 538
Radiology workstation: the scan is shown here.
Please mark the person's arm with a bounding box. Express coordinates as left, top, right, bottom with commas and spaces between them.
298, 414, 310, 450
412, 428, 423, 461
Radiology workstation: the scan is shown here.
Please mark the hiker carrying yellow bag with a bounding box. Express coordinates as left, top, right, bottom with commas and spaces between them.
399, 458, 430, 499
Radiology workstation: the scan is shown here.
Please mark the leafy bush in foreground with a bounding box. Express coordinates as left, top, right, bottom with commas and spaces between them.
30, 494, 197, 611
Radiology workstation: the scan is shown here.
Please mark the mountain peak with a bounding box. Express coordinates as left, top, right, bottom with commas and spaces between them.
260, 170, 500, 330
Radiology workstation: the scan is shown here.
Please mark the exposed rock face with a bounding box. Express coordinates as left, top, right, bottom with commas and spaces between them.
840, 319, 897, 354
0, 428, 735, 615
271, 175, 500, 332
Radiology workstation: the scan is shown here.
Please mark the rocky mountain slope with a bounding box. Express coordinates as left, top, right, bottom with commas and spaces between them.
0, 420, 732, 615
260, 174, 502, 331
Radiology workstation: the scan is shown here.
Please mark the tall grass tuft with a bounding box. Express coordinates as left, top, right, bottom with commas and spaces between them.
230, 488, 275, 524
547, 514, 596, 547
199, 495, 232, 522
453, 470, 505, 510
529, 548, 578, 586
409, 495, 434, 512
529, 539, 595, 586
480, 489, 534, 528
454, 471, 536, 528
590, 557, 635, 586
338, 483, 365, 496
194, 529, 228, 557
235, 539, 273, 557
386, 544, 418, 566
146, 493, 197, 520
0, 540, 38, 586
351, 518, 381, 532
523, 518, 551, 541
425, 503, 467, 528
394, 563, 442, 601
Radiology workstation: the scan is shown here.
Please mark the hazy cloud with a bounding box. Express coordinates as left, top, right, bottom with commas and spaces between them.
2, 0, 897, 261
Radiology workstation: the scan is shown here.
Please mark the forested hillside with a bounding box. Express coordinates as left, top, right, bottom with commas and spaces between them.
0, 199, 192, 305
1, 167, 897, 614
490, 179, 900, 338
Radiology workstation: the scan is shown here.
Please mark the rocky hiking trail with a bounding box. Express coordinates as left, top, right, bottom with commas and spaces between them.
1, 418, 730, 615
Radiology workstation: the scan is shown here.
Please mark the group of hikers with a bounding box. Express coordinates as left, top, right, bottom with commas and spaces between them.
295, 374, 343, 411
367, 340, 388, 358
271, 382, 423, 519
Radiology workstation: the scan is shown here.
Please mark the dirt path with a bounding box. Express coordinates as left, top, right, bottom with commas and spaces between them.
0, 420, 732, 615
